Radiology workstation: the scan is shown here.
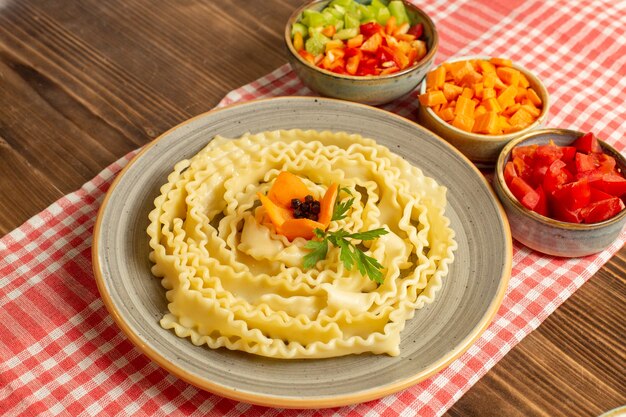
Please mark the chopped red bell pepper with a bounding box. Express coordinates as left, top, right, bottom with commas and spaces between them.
407, 23, 423, 38
359, 22, 383, 38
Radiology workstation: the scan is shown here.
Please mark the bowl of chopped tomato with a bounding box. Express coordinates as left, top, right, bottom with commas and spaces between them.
284, 0, 438, 105
417, 56, 549, 167
493, 128, 626, 257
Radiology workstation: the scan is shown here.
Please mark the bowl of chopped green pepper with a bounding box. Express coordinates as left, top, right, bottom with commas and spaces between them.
284, 0, 438, 105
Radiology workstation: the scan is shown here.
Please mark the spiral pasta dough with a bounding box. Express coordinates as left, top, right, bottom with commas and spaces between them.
147, 129, 456, 358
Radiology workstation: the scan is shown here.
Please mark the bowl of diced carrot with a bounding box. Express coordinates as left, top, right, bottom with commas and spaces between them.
417, 56, 549, 167
284, 0, 438, 105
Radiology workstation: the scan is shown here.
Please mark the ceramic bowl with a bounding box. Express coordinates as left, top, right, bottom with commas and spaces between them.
493, 128, 626, 257
417, 56, 549, 167
284, 0, 438, 105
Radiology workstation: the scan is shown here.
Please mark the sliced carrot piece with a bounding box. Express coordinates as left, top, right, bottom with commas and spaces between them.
277, 218, 325, 241
317, 183, 339, 227
257, 192, 293, 228
268, 171, 312, 208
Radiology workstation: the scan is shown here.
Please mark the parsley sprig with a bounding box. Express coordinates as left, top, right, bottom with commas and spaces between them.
303, 227, 388, 284
331, 187, 354, 221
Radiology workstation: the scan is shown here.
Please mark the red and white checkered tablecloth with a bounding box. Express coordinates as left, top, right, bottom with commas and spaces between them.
2, 0, 625, 416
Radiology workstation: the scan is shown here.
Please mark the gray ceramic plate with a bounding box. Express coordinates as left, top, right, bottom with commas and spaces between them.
93, 97, 512, 409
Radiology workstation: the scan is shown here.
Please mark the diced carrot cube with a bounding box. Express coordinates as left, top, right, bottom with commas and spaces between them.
426, 66, 446, 91
490, 57, 513, 67
461, 88, 474, 99
482, 87, 496, 100
478, 60, 496, 73
519, 73, 530, 88
508, 107, 534, 127
499, 115, 512, 131
521, 104, 541, 117
502, 103, 521, 117
452, 114, 475, 132
438, 107, 455, 122
450, 60, 474, 84
473, 111, 500, 134
460, 70, 483, 88
483, 72, 497, 88
496, 67, 521, 87
497, 85, 518, 109
418, 90, 447, 107
474, 82, 484, 98
455, 96, 476, 118
483, 98, 502, 112
474, 105, 487, 118
527, 88, 542, 107
443, 82, 463, 101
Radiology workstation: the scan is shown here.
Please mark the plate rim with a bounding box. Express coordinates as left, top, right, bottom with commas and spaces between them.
92, 96, 512, 409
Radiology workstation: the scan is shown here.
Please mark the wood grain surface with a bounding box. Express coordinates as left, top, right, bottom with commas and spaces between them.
1, 1, 624, 415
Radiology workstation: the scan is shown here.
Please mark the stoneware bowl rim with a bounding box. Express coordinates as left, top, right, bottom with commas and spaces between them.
284, 0, 439, 81
419, 55, 550, 142
495, 127, 626, 230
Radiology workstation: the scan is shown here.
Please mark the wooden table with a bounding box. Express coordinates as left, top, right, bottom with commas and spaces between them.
1, 1, 624, 415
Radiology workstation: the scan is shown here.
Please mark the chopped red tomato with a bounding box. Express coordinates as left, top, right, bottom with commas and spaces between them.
534, 185, 548, 216
580, 197, 625, 224
504, 132, 626, 224
572, 132, 602, 153
509, 177, 541, 211
504, 161, 517, 184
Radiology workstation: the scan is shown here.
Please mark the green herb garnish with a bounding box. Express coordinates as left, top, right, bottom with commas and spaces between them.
303, 227, 388, 284
331, 187, 355, 221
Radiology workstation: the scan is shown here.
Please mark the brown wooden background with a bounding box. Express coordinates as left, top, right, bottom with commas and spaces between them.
1, 1, 624, 416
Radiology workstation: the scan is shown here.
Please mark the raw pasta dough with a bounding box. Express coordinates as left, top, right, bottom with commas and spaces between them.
147, 129, 456, 358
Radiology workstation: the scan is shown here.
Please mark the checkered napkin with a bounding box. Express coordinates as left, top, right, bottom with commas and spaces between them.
2, 0, 625, 416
